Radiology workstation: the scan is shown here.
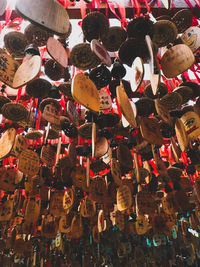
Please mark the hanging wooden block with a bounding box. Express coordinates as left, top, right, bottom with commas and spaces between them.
181, 26, 200, 52
13, 55, 42, 88
46, 37, 68, 68
72, 73, 100, 112
15, 0, 70, 35
80, 196, 96, 218
18, 149, 40, 177
91, 39, 112, 67
0, 51, 20, 87
0, 128, 16, 159
66, 100, 79, 126
175, 118, 189, 152
63, 188, 75, 210
50, 190, 66, 217
116, 84, 137, 128
161, 44, 195, 78
99, 88, 112, 111
11, 135, 28, 158
111, 158, 122, 186
40, 144, 55, 167
0, 168, 16, 192
180, 111, 200, 141
117, 185, 132, 211
24, 199, 40, 223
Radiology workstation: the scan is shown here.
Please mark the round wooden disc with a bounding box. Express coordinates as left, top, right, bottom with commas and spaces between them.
13, 55, 42, 88
140, 117, 164, 146
90, 39, 112, 67
47, 37, 68, 68
72, 73, 100, 113
0, 51, 20, 88
94, 137, 109, 158
0, 128, 16, 159
131, 57, 144, 92
181, 26, 200, 53
155, 98, 173, 126
160, 44, 195, 78
175, 118, 189, 152
15, 0, 70, 35
111, 158, 122, 186
117, 185, 132, 211
116, 84, 137, 128
18, 149, 40, 177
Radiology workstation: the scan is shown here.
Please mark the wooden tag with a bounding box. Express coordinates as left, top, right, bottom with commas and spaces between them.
145, 35, 160, 95
15, 0, 70, 35
175, 118, 189, 151
111, 158, 122, 186
89, 177, 107, 203
63, 188, 75, 210
72, 73, 100, 112
24, 176, 40, 197
50, 191, 66, 217
11, 135, 27, 157
135, 214, 150, 235
66, 100, 79, 126
181, 26, 200, 52
41, 144, 55, 167
94, 137, 109, 158
41, 214, 59, 238
140, 117, 164, 146
71, 166, 86, 188
115, 210, 125, 231
13, 55, 42, 88
0, 200, 13, 221
181, 111, 200, 141
136, 190, 156, 215
80, 196, 96, 218
18, 149, 40, 177
155, 98, 173, 126
117, 185, 132, 211
42, 103, 60, 125
47, 37, 68, 68
117, 143, 133, 171
0, 168, 16, 192
116, 84, 137, 128
91, 39, 112, 67
99, 88, 112, 110
0, 51, 20, 87
131, 57, 144, 92
0, 128, 16, 159
161, 44, 195, 78
24, 199, 40, 223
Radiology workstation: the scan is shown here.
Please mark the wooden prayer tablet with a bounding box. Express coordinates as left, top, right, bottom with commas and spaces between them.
71, 166, 86, 189
0, 51, 20, 87
93, 137, 109, 158
41, 214, 59, 238
63, 188, 75, 210
0, 128, 16, 159
99, 89, 112, 111
71, 214, 83, 239
0, 167, 16, 192
111, 158, 122, 186
89, 177, 107, 203
160, 44, 195, 78
42, 103, 60, 125
15, 0, 70, 35
155, 98, 173, 126
136, 190, 156, 215
13, 55, 42, 88
80, 196, 96, 218
145, 35, 160, 95
72, 73, 100, 113
175, 118, 189, 152
66, 100, 79, 126
90, 39, 112, 67
59, 213, 73, 233
181, 111, 200, 141
24, 199, 40, 223
11, 135, 28, 158
47, 37, 68, 68
130, 57, 144, 92
117, 185, 132, 211
41, 144, 55, 167
140, 117, 164, 146
117, 143, 133, 171
135, 214, 150, 235
181, 26, 200, 52
116, 84, 137, 128
18, 149, 40, 177
0, 200, 13, 221
68, 142, 77, 166
50, 190, 66, 217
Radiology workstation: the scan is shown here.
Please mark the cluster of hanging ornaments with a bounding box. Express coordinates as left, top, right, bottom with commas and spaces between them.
0, 0, 199, 266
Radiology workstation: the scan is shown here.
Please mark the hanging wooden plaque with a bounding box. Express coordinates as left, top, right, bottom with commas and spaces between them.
0, 128, 16, 159
47, 37, 68, 68
18, 149, 40, 177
